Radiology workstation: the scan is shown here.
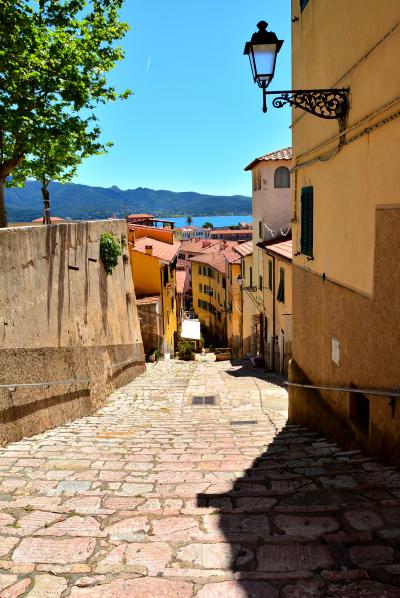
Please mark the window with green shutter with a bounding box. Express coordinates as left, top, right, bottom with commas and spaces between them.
301, 186, 313, 257
268, 260, 273, 290
277, 268, 285, 303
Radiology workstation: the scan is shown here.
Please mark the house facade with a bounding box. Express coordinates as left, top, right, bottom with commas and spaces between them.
289, 0, 400, 463
242, 148, 293, 361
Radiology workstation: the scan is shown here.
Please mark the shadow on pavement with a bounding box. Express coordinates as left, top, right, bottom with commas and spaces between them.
197, 422, 400, 597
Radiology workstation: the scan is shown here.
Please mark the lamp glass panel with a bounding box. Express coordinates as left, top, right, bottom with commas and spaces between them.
252, 43, 277, 80
248, 52, 256, 81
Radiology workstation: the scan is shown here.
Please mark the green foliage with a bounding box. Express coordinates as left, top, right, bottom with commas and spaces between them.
99, 233, 122, 275
178, 340, 194, 360
202, 222, 214, 229
0, 0, 132, 225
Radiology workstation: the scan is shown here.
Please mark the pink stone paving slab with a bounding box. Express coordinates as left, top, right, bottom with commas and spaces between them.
0, 538, 19, 558
69, 577, 194, 597
196, 580, 278, 597
12, 537, 96, 564
0, 578, 31, 597
23, 574, 67, 597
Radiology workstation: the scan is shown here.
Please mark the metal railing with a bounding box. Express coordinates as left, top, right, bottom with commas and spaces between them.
285, 381, 400, 398
0, 379, 91, 392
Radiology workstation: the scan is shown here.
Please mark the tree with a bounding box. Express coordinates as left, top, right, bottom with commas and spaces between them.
186, 216, 193, 226
14, 115, 108, 223
202, 222, 214, 229
0, 0, 131, 227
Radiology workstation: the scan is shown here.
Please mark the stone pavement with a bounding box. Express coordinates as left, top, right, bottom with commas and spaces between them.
0, 360, 399, 597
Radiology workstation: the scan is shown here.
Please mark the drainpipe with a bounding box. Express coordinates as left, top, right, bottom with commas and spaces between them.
160, 266, 166, 354
271, 255, 276, 371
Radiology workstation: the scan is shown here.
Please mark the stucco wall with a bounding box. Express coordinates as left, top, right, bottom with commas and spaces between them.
289, 206, 400, 464
0, 221, 145, 445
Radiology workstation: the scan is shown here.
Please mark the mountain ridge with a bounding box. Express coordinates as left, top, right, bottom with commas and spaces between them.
5, 181, 252, 222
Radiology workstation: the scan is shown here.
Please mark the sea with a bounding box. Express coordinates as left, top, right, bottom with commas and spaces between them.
169, 215, 252, 228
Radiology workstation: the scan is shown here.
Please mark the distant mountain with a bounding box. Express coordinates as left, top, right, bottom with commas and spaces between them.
5, 181, 252, 222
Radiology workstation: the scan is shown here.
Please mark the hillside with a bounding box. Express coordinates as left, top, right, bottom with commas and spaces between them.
5, 181, 251, 222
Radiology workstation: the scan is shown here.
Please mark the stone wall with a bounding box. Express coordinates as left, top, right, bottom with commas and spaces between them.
0, 221, 145, 445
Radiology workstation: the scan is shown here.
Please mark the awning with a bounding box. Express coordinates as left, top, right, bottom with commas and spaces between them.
181, 319, 201, 340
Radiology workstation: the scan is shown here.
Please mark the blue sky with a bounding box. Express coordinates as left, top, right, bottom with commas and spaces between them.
73, 0, 292, 197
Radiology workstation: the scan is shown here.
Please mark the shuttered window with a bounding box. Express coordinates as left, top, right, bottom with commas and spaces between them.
250, 266, 253, 287
277, 268, 285, 303
301, 186, 313, 257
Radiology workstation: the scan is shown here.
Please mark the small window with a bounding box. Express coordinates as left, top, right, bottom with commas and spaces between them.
301, 186, 313, 257
249, 266, 253, 287
163, 267, 169, 286
257, 170, 262, 190
274, 166, 290, 188
300, 0, 310, 11
242, 260, 245, 278
222, 277, 226, 290
258, 221, 262, 239
277, 268, 285, 303
259, 275, 263, 291
199, 265, 202, 275
199, 283, 202, 292
268, 260, 273, 290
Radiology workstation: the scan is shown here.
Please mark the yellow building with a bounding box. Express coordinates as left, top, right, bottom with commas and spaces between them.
224, 249, 242, 357
128, 225, 180, 356
257, 238, 292, 375
190, 253, 228, 346
289, 0, 400, 463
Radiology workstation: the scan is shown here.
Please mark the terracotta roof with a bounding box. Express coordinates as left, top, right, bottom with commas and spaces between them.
244, 147, 292, 171
258, 238, 292, 262
209, 229, 252, 236
179, 238, 221, 253
175, 270, 187, 293
189, 252, 227, 275
233, 241, 253, 257
131, 237, 181, 263
127, 213, 154, 219
136, 295, 160, 305
223, 249, 241, 265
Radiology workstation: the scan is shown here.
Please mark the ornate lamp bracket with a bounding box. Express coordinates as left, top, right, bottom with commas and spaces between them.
261, 86, 349, 120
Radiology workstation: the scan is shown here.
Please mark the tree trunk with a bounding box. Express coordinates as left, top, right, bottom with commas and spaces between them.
41, 181, 51, 224
0, 178, 7, 228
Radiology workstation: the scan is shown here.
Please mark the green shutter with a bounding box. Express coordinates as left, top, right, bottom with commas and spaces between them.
277, 268, 285, 303
301, 186, 313, 257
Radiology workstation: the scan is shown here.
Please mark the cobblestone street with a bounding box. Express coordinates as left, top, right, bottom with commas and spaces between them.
0, 360, 399, 596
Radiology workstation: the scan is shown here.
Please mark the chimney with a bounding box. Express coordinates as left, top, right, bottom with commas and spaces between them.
145, 244, 153, 256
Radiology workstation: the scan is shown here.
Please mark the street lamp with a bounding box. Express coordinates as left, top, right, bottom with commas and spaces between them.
244, 21, 349, 119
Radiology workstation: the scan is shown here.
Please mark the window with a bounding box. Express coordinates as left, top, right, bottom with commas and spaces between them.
199, 265, 203, 275
249, 266, 253, 287
259, 275, 263, 291
222, 277, 226, 290
268, 260, 273, 290
300, 0, 310, 11
301, 186, 314, 257
171, 296, 174, 312
163, 267, 169, 286
199, 283, 203, 292
257, 170, 261, 190
274, 166, 290, 188
277, 268, 285, 303
258, 221, 262, 239
242, 260, 245, 278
